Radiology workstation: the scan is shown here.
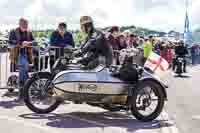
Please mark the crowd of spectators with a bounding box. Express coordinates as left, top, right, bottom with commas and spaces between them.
105, 26, 200, 66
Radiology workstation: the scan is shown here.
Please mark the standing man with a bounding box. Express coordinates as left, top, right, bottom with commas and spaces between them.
50, 22, 75, 68
9, 18, 35, 101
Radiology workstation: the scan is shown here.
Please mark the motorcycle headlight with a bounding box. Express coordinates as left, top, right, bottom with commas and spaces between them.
61, 58, 67, 65
178, 58, 183, 61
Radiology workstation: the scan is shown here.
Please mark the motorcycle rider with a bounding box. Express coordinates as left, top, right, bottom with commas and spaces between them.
75, 16, 113, 69
173, 40, 188, 72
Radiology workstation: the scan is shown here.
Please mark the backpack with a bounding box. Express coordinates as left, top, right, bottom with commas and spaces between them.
118, 56, 139, 82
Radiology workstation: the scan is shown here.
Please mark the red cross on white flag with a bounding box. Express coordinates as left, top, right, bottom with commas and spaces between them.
144, 52, 169, 75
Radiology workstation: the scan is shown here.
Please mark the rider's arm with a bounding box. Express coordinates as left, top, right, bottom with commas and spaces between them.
81, 33, 99, 54
81, 39, 96, 54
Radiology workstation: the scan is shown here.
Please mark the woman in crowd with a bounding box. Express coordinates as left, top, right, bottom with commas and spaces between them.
107, 26, 120, 64
126, 34, 138, 48
153, 39, 161, 55
118, 34, 127, 50
107, 26, 120, 50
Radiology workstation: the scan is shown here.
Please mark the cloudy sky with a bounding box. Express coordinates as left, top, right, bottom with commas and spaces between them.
0, 0, 199, 32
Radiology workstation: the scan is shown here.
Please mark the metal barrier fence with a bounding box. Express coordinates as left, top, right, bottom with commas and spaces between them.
0, 46, 65, 88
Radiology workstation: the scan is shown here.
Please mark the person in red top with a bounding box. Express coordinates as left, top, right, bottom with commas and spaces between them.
107, 26, 120, 64
107, 26, 120, 50
118, 34, 127, 50
126, 34, 138, 48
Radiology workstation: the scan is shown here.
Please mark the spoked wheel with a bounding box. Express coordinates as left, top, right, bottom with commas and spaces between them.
131, 81, 165, 122
24, 73, 61, 114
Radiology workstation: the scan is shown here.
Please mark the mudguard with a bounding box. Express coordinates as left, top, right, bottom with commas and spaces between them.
138, 71, 168, 100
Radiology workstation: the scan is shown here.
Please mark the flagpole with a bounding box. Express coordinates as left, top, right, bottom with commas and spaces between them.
184, 0, 193, 47
184, 0, 188, 44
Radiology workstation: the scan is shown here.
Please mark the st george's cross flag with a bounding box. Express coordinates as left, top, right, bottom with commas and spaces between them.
144, 52, 169, 75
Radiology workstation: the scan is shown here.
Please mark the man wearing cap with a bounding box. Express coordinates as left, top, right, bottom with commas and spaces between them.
9, 18, 35, 102
50, 22, 75, 68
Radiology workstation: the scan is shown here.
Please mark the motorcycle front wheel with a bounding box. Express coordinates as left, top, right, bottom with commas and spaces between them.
130, 81, 165, 122
23, 72, 61, 114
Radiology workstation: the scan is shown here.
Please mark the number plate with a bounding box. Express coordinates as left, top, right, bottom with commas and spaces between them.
77, 83, 98, 93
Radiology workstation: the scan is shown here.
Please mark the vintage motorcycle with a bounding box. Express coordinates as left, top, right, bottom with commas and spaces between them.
23, 47, 168, 122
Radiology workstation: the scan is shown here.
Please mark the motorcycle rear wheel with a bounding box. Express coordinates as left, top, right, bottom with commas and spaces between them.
130, 81, 165, 122
24, 72, 61, 114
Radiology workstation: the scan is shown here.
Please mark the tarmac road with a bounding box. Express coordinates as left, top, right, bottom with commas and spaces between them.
165, 65, 200, 133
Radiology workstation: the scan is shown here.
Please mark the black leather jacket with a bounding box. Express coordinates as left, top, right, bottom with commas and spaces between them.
175, 46, 188, 56
79, 29, 113, 69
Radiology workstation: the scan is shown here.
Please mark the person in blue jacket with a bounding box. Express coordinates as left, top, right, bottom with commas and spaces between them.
50, 22, 75, 68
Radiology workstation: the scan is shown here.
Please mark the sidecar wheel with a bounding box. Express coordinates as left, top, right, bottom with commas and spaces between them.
24, 73, 61, 114
131, 81, 165, 122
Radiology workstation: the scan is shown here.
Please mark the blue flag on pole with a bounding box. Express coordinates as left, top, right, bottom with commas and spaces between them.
184, 11, 190, 32
184, 10, 192, 46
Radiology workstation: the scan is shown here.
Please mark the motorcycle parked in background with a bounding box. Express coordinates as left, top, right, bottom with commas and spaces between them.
172, 55, 186, 76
